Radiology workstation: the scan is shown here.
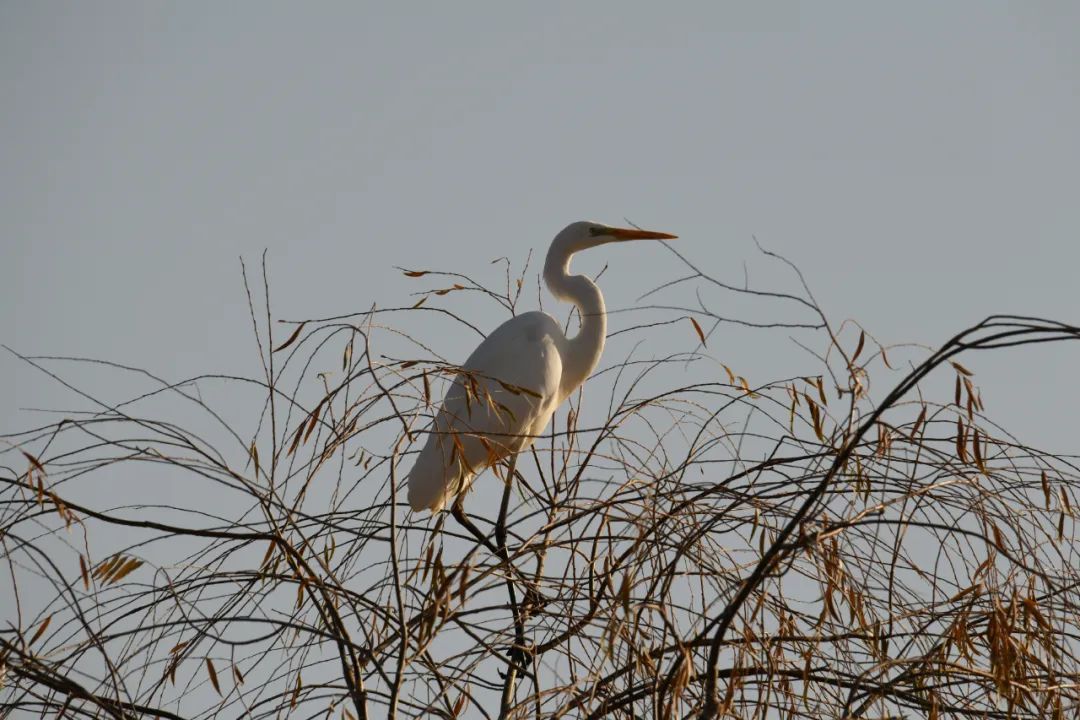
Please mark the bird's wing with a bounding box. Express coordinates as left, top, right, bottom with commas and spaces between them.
447, 310, 564, 448
407, 311, 564, 512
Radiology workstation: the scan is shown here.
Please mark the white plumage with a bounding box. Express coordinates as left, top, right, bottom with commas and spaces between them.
406, 221, 677, 512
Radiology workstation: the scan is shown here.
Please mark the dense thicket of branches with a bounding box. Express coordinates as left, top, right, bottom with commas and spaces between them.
3, 247, 1079, 719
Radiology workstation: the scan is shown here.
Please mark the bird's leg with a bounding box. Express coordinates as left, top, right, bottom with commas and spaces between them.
496, 454, 530, 720
450, 494, 500, 557
447, 457, 532, 718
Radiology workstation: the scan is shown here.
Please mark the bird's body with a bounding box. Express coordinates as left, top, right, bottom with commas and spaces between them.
406, 221, 676, 512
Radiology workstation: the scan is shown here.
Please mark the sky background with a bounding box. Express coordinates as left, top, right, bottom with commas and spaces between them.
3, 2, 1079, 451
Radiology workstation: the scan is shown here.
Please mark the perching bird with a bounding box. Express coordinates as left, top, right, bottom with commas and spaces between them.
406, 221, 677, 512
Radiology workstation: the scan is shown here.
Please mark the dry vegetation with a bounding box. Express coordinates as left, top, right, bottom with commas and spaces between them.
3, 245, 1080, 719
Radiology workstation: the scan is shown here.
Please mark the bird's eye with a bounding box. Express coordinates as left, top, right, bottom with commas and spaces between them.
588, 226, 605, 237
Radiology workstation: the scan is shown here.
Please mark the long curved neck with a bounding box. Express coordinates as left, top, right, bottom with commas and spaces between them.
544, 247, 606, 400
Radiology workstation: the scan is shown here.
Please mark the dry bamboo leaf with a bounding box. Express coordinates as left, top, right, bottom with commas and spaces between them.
910, 406, 927, 440
689, 316, 706, 347
250, 442, 260, 477
880, 345, 893, 368
21, 450, 46, 474
303, 404, 322, 443
722, 364, 735, 385
852, 330, 865, 363
93, 555, 121, 582
955, 417, 968, 463
496, 379, 542, 399
290, 669, 305, 704
272, 322, 307, 353
972, 429, 985, 472
206, 658, 221, 696
79, 554, 90, 591
421, 542, 435, 584
991, 522, 1005, 549
411, 296, 427, 308
452, 695, 467, 718
422, 371, 431, 405
1042, 471, 1052, 510
259, 541, 276, 572
402, 270, 428, 277
109, 557, 143, 584
950, 360, 974, 376
342, 340, 353, 371
233, 665, 245, 686
618, 572, 632, 614
458, 563, 470, 604
29, 614, 52, 646
287, 423, 305, 457
949, 582, 983, 603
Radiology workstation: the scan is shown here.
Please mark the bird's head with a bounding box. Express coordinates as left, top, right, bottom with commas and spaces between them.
553, 221, 678, 256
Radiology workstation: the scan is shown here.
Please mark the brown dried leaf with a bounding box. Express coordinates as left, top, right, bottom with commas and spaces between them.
852, 330, 865, 363
206, 658, 221, 696
910, 406, 927, 440
250, 442, 260, 478
79, 554, 90, 591
497, 379, 541, 399
109, 557, 143, 584
950, 360, 974, 376
402, 270, 428, 277
411, 296, 427, 309
29, 614, 52, 646
291, 673, 302, 709
342, 340, 353, 371
303, 402, 323, 443
955, 417, 968, 463
972, 428, 985, 472
689, 316, 706, 347
93, 555, 121, 582
259, 541, 276, 572
949, 582, 983, 603
22, 450, 46, 475
272, 322, 307, 353
233, 664, 245, 686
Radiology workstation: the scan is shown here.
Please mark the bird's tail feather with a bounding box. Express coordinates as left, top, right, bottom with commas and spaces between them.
406, 436, 469, 513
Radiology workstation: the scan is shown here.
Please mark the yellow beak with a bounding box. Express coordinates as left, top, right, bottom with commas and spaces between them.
608, 227, 678, 241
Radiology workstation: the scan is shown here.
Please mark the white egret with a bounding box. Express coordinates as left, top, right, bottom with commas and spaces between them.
406, 220, 677, 512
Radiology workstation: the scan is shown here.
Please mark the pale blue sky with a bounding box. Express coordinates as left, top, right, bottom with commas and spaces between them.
3, 2, 1079, 448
